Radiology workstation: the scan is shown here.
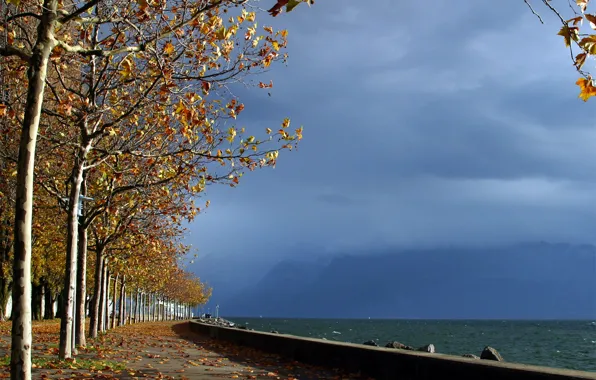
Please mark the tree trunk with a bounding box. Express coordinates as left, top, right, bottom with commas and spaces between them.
88, 248, 104, 338
110, 273, 118, 329
127, 291, 132, 324
75, 188, 88, 347
11, 0, 59, 377
59, 135, 91, 360
151, 293, 155, 322
40, 285, 45, 320
118, 276, 125, 326
100, 265, 108, 332
141, 293, 145, 322
0, 277, 10, 321
31, 284, 42, 321
43, 290, 54, 320
133, 290, 138, 323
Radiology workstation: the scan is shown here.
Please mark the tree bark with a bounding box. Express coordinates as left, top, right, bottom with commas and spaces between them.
11, 1, 59, 376
59, 134, 91, 359
88, 247, 104, 338
40, 285, 45, 320
133, 290, 138, 323
110, 273, 118, 329
100, 265, 108, 332
118, 276, 125, 326
141, 292, 145, 322
43, 289, 54, 320
31, 284, 41, 321
75, 178, 88, 347
0, 277, 10, 321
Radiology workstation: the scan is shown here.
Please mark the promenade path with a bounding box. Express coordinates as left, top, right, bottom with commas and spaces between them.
0, 320, 369, 379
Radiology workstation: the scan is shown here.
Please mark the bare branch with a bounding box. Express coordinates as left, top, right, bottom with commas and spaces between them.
524, 0, 544, 24
0, 46, 31, 61
7, 12, 42, 22
59, 0, 100, 24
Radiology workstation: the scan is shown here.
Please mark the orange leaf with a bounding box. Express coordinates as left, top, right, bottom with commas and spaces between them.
164, 42, 175, 55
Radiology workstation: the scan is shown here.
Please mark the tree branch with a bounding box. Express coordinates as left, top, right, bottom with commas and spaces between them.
7, 12, 42, 21
0, 46, 31, 61
524, 0, 544, 24
59, 0, 100, 24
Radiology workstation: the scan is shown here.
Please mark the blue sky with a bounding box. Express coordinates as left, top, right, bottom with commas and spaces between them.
187, 1, 596, 288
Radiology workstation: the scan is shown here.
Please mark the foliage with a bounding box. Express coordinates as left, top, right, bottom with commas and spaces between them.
531, 0, 596, 100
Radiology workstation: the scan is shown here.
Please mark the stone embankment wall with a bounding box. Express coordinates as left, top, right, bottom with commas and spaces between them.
189, 321, 596, 380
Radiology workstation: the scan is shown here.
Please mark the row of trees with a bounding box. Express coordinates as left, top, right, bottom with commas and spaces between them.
0, 0, 311, 379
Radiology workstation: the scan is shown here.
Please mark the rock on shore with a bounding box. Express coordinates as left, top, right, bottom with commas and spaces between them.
462, 354, 480, 359
384, 341, 412, 350
417, 344, 435, 353
480, 346, 504, 361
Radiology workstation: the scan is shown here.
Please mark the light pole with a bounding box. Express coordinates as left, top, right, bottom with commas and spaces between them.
215, 304, 219, 319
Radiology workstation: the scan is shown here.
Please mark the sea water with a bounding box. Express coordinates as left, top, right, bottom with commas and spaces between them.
227, 318, 596, 372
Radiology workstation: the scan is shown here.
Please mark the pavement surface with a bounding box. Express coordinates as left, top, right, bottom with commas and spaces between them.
0, 320, 370, 379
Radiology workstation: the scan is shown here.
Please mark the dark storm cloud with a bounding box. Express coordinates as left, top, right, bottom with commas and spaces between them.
188, 0, 596, 281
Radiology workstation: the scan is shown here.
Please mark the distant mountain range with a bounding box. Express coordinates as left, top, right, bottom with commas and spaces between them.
221, 242, 596, 319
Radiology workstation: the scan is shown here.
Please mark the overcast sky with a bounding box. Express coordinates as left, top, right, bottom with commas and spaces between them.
188, 0, 596, 282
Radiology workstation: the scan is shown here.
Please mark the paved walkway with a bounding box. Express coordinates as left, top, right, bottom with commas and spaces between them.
0, 321, 369, 379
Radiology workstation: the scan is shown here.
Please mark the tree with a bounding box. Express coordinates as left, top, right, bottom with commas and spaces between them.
526, 0, 596, 100
1, 0, 312, 376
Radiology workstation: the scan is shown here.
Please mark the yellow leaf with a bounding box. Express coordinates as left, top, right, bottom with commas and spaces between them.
579, 35, 596, 54
578, 0, 589, 13
119, 58, 134, 79
164, 42, 175, 55
6, 0, 19, 6
558, 25, 579, 47
576, 77, 596, 101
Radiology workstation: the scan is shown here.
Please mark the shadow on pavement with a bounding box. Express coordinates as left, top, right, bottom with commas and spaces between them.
170, 321, 367, 380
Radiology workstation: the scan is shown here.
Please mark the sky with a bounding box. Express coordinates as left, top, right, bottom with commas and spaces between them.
187, 0, 596, 287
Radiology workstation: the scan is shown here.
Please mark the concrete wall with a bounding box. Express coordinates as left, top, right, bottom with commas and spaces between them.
189, 321, 596, 380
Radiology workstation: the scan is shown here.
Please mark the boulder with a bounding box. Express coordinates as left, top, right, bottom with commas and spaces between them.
417, 344, 435, 353
462, 354, 480, 359
362, 340, 378, 347
270, 330, 280, 334
480, 346, 504, 361
238, 325, 247, 330
385, 341, 407, 349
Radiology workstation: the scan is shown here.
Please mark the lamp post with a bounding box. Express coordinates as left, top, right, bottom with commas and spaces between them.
215, 304, 219, 320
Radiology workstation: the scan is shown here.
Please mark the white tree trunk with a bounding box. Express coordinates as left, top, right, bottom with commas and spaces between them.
11, 0, 58, 377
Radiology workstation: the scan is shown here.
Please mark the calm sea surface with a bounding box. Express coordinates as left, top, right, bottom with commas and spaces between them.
225, 318, 596, 372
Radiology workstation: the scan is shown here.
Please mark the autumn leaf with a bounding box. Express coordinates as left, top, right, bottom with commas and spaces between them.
578, 0, 590, 13
575, 52, 587, 70
568, 16, 584, 26
579, 35, 596, 54
164, 42, 175, 55
558, 25, 579, 47
576, 77, 596, 100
